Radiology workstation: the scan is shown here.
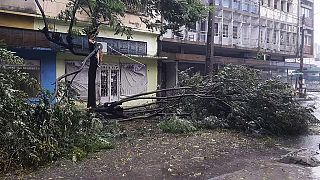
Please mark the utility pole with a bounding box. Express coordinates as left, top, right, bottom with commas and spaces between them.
295, 0, 301, 61
205, 0, 215, 74
299, 14, 305, 98
258, 1, 261, 50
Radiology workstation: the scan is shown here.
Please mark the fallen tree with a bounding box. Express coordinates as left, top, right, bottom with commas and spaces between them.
92, 65, 316, 136
167, 65, 316, 135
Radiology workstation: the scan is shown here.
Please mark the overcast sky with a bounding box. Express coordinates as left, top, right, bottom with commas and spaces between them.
315, 1, 320, 44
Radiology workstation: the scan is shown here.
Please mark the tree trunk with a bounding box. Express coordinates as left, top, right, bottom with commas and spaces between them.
87, 40, 98, 108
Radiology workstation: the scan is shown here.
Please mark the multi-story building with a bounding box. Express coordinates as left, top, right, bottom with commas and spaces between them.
0, 0, 160, 105
300, 0, 314, 57
159, 0, 303, 88
315, 43, 320, 61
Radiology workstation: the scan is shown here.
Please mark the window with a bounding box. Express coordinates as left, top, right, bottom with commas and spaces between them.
274, 0, 278, 9
292, 34, 296, 44
120, 64, 147, 96
214, 23, 219, 36
302, 7, 311, 18
273, 31, 277, 44
233, 26, 238, 39
280, 32, 285, 45
268, 0, 271, 7
242, 26, 249, 39
243, 0, 250, 11
233, 0, 240, 10
287, 3, 291, 13
305, 36, 312, 46
281, 1, 284, 11
286, 33, 290, 45
200, 21, 206, 31
222, 0, 230, 7
189, 22, 196, 31
266, 30, 270, 43
223, 25, 228, 37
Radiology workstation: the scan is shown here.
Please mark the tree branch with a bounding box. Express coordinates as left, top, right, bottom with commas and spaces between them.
79, 6, 91, 17
114, 87, 192, 105
34, 0, 88, 56
53, 45, 100, 99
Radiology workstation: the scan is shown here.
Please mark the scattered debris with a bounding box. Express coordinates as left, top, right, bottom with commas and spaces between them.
279, 148, 320, 167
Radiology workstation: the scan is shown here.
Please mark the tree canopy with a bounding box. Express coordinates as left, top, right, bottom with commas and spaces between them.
34, 0, 209, 107
36, 0, 208, 45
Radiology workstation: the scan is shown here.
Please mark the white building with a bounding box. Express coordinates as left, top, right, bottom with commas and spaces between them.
158, 0, 305, 88
162, 0, 300, 60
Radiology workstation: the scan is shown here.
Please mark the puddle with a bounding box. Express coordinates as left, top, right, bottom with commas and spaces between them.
304, 92, 320, 179
313, 166, 320, 180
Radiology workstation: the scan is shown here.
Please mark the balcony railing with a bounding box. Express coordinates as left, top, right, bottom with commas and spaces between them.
121, 0, 146, 14
0, 27, 147, 56
0, 27, 50, 48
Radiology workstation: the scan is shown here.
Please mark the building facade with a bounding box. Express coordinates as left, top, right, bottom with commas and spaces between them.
315, 43, 320, 61
0, 0, 160, 105
300, 0, 314, 56
159, 0, 310, 88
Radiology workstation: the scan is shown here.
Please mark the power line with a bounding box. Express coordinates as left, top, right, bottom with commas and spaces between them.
106, 44, 145, 66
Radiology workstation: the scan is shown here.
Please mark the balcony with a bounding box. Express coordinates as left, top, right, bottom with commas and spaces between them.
304, 45, 313, 55
121, 0, 146, 14
0, 27, 148, 56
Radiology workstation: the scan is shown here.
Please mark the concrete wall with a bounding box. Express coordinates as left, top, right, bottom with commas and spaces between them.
36, 0, 159, 33
0, 0, 36, 14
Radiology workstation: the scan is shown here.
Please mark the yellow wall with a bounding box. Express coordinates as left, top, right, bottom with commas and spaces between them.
56, 53, 158, 106
36, 15, 160, 106
0, 12, 34, 29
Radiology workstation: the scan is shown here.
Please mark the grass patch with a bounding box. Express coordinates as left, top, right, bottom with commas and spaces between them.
158, 116, 197, 134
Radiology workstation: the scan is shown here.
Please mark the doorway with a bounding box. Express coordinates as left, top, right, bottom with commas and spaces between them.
100, 64, 120, 103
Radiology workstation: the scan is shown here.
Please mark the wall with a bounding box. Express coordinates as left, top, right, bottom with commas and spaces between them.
260, 6, 298, 24
36, 0, 159, 33
56, 52, 158, 106
0, 0, 36, 14
11, 48, 57, 92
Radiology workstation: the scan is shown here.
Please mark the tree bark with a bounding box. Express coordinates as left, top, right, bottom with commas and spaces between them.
87, 40, 98, 108
205, 0, 215, 75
